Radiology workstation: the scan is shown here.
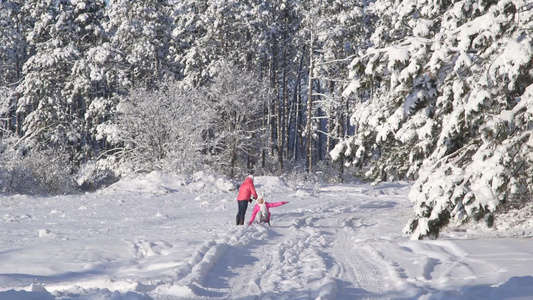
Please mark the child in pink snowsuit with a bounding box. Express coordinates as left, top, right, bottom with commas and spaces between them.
248, 197, 288, 226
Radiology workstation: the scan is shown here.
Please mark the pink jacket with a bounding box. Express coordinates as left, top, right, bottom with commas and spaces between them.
248, 201, 288, 225
237, 177, 257, 201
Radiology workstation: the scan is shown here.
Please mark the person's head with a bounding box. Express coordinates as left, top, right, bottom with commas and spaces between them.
257, 197, 265, 204
247, 174, 254, 181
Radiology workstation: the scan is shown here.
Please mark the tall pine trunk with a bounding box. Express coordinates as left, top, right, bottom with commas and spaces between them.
306, 33, 314, 173
230, 111, 237, 179
269, 54, 276, 157
276, 79, 283, 173
292, 52, 305, 161
282, 7, 290, 161
282, 59, 288, 163
326, 81, 335, 154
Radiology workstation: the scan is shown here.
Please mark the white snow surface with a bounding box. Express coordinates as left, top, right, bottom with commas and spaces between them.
1, 172, 533, 300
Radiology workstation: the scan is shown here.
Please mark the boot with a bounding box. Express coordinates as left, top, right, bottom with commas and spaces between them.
236, 216, 240, 225
239, 219, 245, 225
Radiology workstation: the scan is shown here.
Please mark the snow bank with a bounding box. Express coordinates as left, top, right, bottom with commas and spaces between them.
98, 171, 236, 196
98, 171, 190, 195
252, 176, 291, 199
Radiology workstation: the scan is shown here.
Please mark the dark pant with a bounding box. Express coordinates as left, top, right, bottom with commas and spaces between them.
236, 200, 248, 225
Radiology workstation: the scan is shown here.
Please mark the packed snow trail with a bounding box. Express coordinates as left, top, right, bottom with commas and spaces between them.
2, 173, 533, 299
156, 183, 424, 300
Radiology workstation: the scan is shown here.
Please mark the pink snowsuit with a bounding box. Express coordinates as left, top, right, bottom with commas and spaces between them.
248, 201, 288, 225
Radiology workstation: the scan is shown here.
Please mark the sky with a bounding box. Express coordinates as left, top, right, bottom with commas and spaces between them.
1, 172, 533, 299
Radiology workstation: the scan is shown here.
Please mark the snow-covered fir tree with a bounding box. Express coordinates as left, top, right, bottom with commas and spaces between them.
16, 0, 82, 151
0, 0, 27, 132
15, 0, 107, 167
168, 0, 210, 87
303, 0, 372, 172
64, 0, 107, 162
103, 0, 174, 89
0, 0, 26, 87
333, 0, 533, 238
170, 0, 273, 86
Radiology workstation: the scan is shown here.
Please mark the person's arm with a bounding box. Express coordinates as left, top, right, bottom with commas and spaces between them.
266, 201, 288, 208
251, 185, 258, 199
248, 205, 259, 225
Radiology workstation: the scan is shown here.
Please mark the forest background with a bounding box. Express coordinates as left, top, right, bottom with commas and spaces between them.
1, 0, 533, 239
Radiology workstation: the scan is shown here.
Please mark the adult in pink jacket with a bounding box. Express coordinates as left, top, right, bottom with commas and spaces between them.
248, 197, 288, 226
236, 175, 257, 225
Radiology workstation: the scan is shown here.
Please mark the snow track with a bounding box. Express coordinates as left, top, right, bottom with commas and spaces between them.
153, 186, 422, 300
178, 217, 338, 299
170, 182, 502, 300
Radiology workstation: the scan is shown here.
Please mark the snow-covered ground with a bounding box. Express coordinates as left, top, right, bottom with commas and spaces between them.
1, 172, 533, 300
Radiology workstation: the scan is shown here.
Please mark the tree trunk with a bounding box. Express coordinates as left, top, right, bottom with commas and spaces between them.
276, 78, 283, 173
339, 155, 344, 183
230, 139, 236, 179
298, 86, 304, 161
282, 8, 290, 160
261, 55, 269, 170
326, 80, 335, 154
318, 106, 324, 162
292, 52, 304, 161
262, 148, 266, 169
269, 49, 277, 157
230, 111, 237, 179
338, 96, 348, 183
345, 95, 350, 137
306, 33, 314, 174
282, 58, 288, 161
16, 111, 22, 137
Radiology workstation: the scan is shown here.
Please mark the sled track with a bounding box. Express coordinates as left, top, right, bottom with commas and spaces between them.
166, 201, 408, 299
331, 227, 385, 299
151, 189, 421, 299
187, 216, 339, 299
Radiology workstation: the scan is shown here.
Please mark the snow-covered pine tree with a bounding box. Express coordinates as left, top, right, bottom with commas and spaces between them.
331, 0, 442, 182
170, 0, 270, 86
170, 0, 296, 173
64, 0, 107, 163
14, 0, 108, 167
0, 0, 26, 87
169, 0, 210, 87
334, 0, 533, 238
104, 0, 174, 89
0, 0, 27, 133
266, 0, 298, 173
303, 0, 372, 174
0, 87, 13, 131
406, 1, 533, 239
15, 0, 83, 153
90, 0, 176, 169
168, 0, 376, 175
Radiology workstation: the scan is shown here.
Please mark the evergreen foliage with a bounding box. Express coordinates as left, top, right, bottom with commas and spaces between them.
333, 0, 533, 239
